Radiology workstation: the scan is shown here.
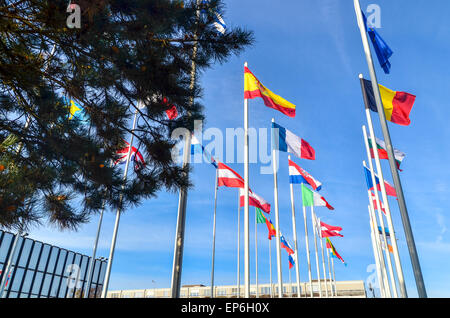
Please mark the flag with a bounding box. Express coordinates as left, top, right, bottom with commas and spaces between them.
217, 162, 244, 188
288, 158, 322, 190
363, 79, 416, 126
272, 122, 315, 160
321, 221, 343, 238
371, 192, 386, 215
244, 66, 296, 118
191, 134, 217, 168
364, 166, 397, 197
288, 254, 295, 269
256, 208, 267, 224
202, 0, 227, 34
239, 189, 271, 214
362, 12, 393, 74
266, 219, 277, 240
161, 97, 178, 120
301, 184, 334, 210
326, 237, 346, 265
368, 137, 405, 171
64, 98, 88, 123
0, 269, 11, 287
378, 226, 390, 237
280, 234, 295, 255
114, 141, 145, 166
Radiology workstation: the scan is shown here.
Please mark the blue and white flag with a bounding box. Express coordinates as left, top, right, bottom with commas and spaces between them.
202, 0, 227, 34
191, 134, 217, 168
288, 158, 322, 191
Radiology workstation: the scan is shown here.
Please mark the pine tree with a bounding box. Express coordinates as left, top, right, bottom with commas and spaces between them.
0, 0, 253, 230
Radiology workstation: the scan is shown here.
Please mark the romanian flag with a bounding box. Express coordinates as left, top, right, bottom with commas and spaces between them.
363, 79, 416, 126
244, 66, 296, 118
326, 237, 346, 265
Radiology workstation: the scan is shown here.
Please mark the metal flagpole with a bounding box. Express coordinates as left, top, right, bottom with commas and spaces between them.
302, 205, 313, 297
331, 253, 337, 297
170, 0, 201, 298
0, 230, 23, 297
288, 156, 302, 298
363, 126, 398, 297
271, 118, 283, 298
101, 107, 140, 298
311, 208, 322, 298
84, 200, 106, 298
237, 195, 241, 298
367, 184, 391, 298
210, 169, 219, 298
354, 0, 426, 297
326, 242, 334, 297
359, 73, 406, 298
255, 208, 259, 298
243, 62, 251, 298
317, 217, 329, 298
269, 238, 273, 298
369, 205, 387, 298
288, 265, 292, 298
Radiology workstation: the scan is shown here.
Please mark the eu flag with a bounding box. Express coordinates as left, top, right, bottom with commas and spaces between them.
362, 11, 394, 74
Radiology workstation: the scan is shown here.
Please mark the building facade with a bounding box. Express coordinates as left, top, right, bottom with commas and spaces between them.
0, 229, 107, 298
108, 280, 367, 298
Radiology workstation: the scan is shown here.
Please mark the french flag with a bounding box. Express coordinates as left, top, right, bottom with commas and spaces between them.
288, 159, 322, 191
217, 162, 245, 188
239, 189, 271, 214
272, 122, 315, 160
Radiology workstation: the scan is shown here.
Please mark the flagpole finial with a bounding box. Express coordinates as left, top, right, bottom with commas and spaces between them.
244, 61, 248, 67
288, 155, 291, 160
359, 73, 364, 79
271, 118, 275, 123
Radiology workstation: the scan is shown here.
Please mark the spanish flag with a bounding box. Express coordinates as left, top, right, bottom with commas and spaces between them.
363, 79, 416, 126
244, 66, 296, 118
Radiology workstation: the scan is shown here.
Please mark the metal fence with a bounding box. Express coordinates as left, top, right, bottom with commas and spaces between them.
0, 229, 107, 298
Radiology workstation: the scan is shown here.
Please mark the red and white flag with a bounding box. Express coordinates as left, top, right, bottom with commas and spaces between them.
371, 191, 386, 215
320, 221, 343, 238
217, 162, 245, 188
239, 189, 271, 213
114, 141, 145, 166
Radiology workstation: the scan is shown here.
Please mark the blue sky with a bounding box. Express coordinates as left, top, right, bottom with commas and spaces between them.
29, 0, 450, 297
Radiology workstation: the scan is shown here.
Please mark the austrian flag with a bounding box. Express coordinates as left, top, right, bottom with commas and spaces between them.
320, 221, 343, 238
217, 162, 244, 188
239, 189, 271, 214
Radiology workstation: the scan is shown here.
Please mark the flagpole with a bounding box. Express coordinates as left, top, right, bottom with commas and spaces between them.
237, 194, 241, 298
288, 265, 292, 298
326, 242, 334, 297
243, 62, 250, 298
170, 0, 201, 298
362, 126, 399, 297
331, 254, 337, 297
317, 217, 329, 298
311, 207, 322, 298
368, 205, 387, 298
269, 238, 273, 298
359, 73, 406, 298
101, 108, 139, 298
210, 168, 219, 298
0, 230, 23, 297
84, 200, 106, 298
271, 118, 283, 298
354, 0, 426, 297
288, 157, 302, 298
302, 205, 313, 297
367, 188, 391, 298
255, 208, 259, 298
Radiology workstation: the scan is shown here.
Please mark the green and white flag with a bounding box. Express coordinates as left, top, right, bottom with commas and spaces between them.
301, 184, 334, 210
